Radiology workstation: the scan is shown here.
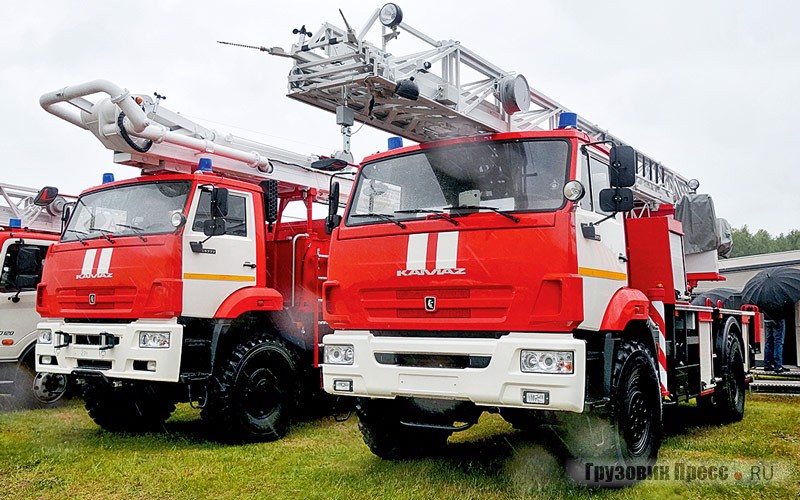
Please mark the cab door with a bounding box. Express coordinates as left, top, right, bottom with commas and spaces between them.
574, 152, 628, 330
181, 186, 257, 318
0, 238, 51, 366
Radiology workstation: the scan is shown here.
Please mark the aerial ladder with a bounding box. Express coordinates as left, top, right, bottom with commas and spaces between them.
255, 3, 691, 208
40, 80, 353, 202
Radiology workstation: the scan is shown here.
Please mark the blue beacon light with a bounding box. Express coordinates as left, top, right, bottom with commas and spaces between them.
9, 218, 22, 229
387, 137, 404, 150
197, 158, 213, 173
558, 112, 578, 129
102, 173, 115, 184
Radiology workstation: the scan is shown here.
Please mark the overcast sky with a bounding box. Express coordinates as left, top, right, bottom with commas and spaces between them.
2, 1, 797, 235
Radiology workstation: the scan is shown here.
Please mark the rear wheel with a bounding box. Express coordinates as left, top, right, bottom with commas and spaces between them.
356, 398, 452, 459
202, 333, 300, 442
83, 381, 175, 433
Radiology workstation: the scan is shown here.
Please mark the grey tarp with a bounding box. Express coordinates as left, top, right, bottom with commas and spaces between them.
716, 217, 732, 258
674, 194, 719, 255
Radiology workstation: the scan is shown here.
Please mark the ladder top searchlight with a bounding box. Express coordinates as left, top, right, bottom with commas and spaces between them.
255, 3, 695, 208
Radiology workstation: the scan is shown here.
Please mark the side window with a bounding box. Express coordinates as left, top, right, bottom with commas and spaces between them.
192, 191, 248, 237
588, 155, 611, 215
0, 244, 48, 292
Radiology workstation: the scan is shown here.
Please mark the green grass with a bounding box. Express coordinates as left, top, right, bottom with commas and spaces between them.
0, 394, 798, 499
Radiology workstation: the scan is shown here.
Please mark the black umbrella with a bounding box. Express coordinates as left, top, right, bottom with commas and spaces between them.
741, 266, 800, 317
691, 287, 739, 308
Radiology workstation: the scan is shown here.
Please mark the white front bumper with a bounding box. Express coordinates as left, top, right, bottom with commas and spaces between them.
322, 331, 586, 413
35, 319, 184, 383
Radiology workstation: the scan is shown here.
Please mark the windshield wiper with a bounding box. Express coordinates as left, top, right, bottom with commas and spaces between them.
115, 224, 148, 242
444, 205, 520, 223
394, 209, 459, 226
351, 213, 406, 229
64, 228, 89, 246
89, 227, 116, 244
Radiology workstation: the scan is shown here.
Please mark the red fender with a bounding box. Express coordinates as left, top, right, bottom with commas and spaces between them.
600, 287, 650, 331
214, 287, 283, 319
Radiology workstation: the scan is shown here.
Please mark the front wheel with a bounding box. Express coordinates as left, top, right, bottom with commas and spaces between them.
202, 333, 300, 442
83, 381, 175, 433
356, 398, 452, 459
562, 340, 662, 486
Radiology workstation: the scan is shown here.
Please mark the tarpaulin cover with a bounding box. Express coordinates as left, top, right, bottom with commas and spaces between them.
716, 217, 732, 258
675, 194, 719, 255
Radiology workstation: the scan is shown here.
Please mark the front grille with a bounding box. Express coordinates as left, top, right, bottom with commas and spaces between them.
76, 360, 112, 370
375, 352, 491, 369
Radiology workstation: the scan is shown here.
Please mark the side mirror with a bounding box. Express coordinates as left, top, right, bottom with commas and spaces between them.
311, 158, 349, 171
34, 186, 59, 207
203, 218, 227, 237
210, 188, 229, 218
260, 180, 279, 226
325, 181, 342, 235
609, 145, 636, 187
599, 188, 635, 213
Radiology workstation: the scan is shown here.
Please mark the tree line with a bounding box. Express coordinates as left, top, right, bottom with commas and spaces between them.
729, 226, 800, 258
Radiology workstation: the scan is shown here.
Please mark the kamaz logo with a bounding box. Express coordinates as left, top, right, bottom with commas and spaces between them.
397, 268, 466, 277
397, 232, 465, 277
75, 248, 114, 280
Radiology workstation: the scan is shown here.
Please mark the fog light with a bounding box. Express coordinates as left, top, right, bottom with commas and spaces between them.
139, 331, 170, 348
147, 360, 157, 371
40, 355, 53, 365
324, 345, 354, 365
520, 350, 573, 374
37, 329, 53, 344
523, 390, 550, 405
333, 379, 353, 392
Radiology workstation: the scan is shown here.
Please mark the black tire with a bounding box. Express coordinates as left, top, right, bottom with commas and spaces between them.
201, 333, 300, 442
610, 341, 662, 467
713, 325, 746, 422
355, 398, 452, 459
83, 381, 175, 433
562, 340, 662, 487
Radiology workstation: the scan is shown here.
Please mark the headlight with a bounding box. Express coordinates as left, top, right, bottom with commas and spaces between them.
324, 345, 354, 365
520, 350, 573, 374
37, 329, 53, 344
563, 180, 586, 201
139, 331, 170, 348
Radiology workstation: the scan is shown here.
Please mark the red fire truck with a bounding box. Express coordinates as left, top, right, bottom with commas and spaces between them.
1, 183, 73, 407
272, 4, 758, 477
35, 80, 351, 440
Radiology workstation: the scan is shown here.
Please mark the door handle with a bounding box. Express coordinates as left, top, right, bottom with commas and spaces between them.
243, 262, 256, 269
618, 253, 628, 263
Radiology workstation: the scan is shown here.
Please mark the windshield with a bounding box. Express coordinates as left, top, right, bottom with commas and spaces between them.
346, 139, 570, 226
62, 181, 192, 242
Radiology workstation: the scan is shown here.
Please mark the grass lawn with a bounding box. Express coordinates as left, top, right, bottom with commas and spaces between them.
0, 393, 798, 499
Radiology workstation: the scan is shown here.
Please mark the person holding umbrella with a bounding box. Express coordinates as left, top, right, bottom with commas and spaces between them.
742, 266, 800, 373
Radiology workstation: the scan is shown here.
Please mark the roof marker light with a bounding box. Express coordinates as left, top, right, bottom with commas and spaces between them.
558, 112, 578, 129
197, 158, 213, 173
387, 137, 403, 150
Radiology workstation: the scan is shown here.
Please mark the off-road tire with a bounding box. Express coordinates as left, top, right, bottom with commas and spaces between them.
83, 381, 175, 433
355, 398, 451, 459
562, 339, 662, 486
201, 333, 300, 442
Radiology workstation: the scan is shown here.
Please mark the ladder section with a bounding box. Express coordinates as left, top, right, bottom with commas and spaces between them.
270, 5, 691, 205
40, 80, 353, 202
0, 183, 72, 233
